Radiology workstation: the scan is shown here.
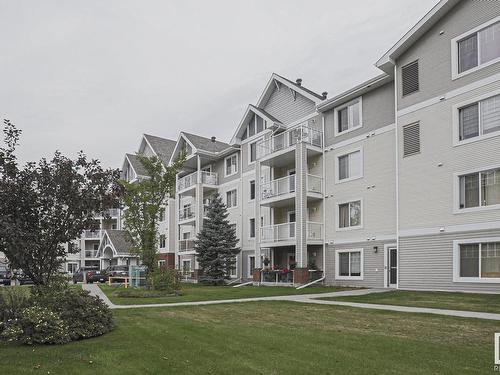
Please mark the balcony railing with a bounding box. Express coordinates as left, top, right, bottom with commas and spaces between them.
201, 171, 218, 185
307, 174, 322, 194
256, 123, 323, 160
82, 230, 103, 239
178, 239, 195, 252
179, 205, 195, 221
260, 174, 323, 201
84, 250, 99, 258
177, 172, 197, 191
260, 222, 323, 243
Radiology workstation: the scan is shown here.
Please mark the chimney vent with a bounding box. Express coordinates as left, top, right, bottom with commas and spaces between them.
322, 91, 328, 99
296, 78, 302, 86
211, 136, 216, 143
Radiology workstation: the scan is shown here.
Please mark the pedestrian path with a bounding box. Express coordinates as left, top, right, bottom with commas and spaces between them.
82, 283, 500, 321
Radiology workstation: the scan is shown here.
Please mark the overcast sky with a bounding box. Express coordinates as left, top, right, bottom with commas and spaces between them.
1, 0, 437, 168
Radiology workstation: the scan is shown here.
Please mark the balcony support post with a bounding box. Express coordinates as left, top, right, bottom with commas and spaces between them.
194, 155, 202, 271
255, 160, 262, 269
295, 142, 308, 268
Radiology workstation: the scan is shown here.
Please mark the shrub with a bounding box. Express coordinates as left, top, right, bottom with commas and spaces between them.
146, 268, 181, 292
1, 305, 70, 345
0, 287, 30, 325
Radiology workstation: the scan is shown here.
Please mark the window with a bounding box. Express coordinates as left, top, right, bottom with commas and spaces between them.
225, 154, 238, 177
455, 18, 500, 76
159, 234, 166, 248
403, 123, 420, 157
249, 180, 256, 200
337, 149, 362, 182
249, 141, 257, 163
459, 168, 500, 209
248, 256, 255, 278
93, 244, 99, 251
458, 94, 500, 141
159, 207, 165, 222
335, 249, 363, 280
454, 239, 500, 282
67, 263, 78, 274
182, 260, 191, 274
226, 189, 238, 208
335, 98, 362, 135
401, 60, 419, 96
249, 218, 256, 238
338, 200, 362, 229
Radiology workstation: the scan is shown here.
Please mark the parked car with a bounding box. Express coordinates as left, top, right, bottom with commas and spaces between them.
105, 265, 129, 281
72, 266, 105, 284
15, 271, 34, 285
0, 265, 11, 286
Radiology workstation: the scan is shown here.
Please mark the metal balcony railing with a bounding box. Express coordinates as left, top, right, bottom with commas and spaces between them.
84, 250, 99, 258
307, 174, 323, 194
82, 230, 103, 239
256, 123, 323, 159
201, 171, 218, 185
260, 174, 323, 200
306, 222, 323, 241
179, 205, 195, 221
260, 222, 323, 243
178, 239, 195, 252
177, 171, 197, 191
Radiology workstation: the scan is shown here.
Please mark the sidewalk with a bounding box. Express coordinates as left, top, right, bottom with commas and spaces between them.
82, 284, 500, 321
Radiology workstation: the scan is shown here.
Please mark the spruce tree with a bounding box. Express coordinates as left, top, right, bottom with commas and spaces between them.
195, 193, 240, 279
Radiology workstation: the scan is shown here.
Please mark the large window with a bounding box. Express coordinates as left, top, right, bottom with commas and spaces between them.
67, 263, 78, 274
337, 149, 362, 182
459, 168, 500, 210
458, 94, 500, 142
226, 189, 238, 208
249, 218, 256, 238
454, 17, 500, 77
159, 234, 166, 248
337, 200, 362, 229
225, 154, 238, 177
249, 141, 257, 163
335, 249, 363, 280
335, 98, 362, 135
454, 239, 500, 282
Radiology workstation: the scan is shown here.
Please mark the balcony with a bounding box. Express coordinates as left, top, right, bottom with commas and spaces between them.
260, 222, 323, 246
178, 239, 195, 253
84, 250, 99, 258
256, 123, 323, 165
177, 171, 218, 192
179, 205, 195, 222
82, 230, 103, 239
201, 171, 218, 186
260, 174, 323, 206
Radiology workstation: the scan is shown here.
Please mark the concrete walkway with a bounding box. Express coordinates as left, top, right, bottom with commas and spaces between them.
82, 284, 500, 321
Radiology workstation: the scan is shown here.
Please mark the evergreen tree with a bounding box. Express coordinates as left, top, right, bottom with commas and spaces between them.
195, 193, 240, 279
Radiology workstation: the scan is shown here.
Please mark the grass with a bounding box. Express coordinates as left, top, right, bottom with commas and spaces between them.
99, 283, 352, 305
1, 301, 498, 374
320, 290, 500, 313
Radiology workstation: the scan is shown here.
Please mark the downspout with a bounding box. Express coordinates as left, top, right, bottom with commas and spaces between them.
322, 113, 327, 284
394, 64, 400, 290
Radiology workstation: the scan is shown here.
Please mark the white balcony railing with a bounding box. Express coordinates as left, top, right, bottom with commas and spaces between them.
85, 250, 99, 258
82, 229, 103, 239
256, 123, 323, 160
177, 172, 197, 192
201, 171, 218, 185
178, 239, 195, 252
260, 174, 323, 201
307, 174, 323, 194
260, 222, 323, 243
179, 205, 195, 221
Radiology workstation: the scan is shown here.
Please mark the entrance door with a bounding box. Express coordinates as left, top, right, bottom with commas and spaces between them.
288, 211, 296, 238
388, 247, 398, 287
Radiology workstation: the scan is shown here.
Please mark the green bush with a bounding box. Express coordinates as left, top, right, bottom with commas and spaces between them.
0, 287, 30, 325
146, 268, 181, 292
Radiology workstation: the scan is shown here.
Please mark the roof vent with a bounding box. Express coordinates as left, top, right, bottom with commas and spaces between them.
211, 136, 216, 143
296, 78, 302, 86
322, 91, 328, 99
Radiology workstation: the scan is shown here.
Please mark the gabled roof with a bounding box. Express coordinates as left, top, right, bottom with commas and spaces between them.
376, 0, 461, 73
182, 132, 232, 153
99, 230, 136, 256
317, 74, 393, 112
123, 153, 149, 178
141, 134, 176, 166
230, 104, 283, 144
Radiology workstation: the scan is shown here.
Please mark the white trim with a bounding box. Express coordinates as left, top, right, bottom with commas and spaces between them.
326, 123, 396, 151
226, 188, 238, 210
334, 146, 364, 184
335, 248, 364, 281
383, 244, 398, 288
452, 164, 500, 214
224, 153, 239, 178
333, 97, 363, 137
247, 139, 260, 166
335, 198, 364, 231
181, 259, 192, 272
399, 221, 500, 238
452, 237, 500, 283
452, 89, 500, 147
495, 332, 500, 365
451, 15, 500, 80
327, 235, 397, 245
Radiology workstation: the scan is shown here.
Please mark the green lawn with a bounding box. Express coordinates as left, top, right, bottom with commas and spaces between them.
321, 290, 500, 313
1, 301, 498, 374
99, 283, 352, 305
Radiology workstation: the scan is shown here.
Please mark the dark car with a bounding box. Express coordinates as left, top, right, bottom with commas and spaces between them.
0, 265, 11, 286
72, 266, 105, 284
105, 265, 129, 282
15, 271, 34, 286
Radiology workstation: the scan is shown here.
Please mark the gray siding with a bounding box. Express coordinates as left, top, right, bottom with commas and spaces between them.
262, 86, 316, 125
324, 82, 395, 147
212, 151, 241, 185
399, 229, 500, 292
397, 0, 500, 110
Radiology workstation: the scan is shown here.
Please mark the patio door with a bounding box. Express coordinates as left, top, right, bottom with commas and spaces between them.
288, 169, 296, 193
385, 246, 398, 288
288, 211, 296, 238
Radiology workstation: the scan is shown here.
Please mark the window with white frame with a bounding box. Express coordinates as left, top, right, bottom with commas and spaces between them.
249, 218, 256, 238
455, 18, 500, 76
67, 262, 78, 274
249, 141, 257, 163
337, 149, 362, 182
459, 168, 500, 209
226, 189, 238, 208
249, 180, 255, 200
182, 260, 191, 273
458, 94, 500, 141
335, 249, 363, 280
159, 234, 166, 248
225, 154, 238, 177
248, 255, 255, 278
335, 98, 362, 135
338, 200, 362, 229
454, 239, 500, 282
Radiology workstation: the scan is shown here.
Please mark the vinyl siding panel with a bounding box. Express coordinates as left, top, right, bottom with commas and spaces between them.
262, 86, 316, 125
213, 151, 241, 185
399, 229, 500, 292
397, 0, 500, 110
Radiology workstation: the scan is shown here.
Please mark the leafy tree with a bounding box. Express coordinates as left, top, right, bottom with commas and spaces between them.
195, 193, 240, 279
120, 154, 184, 278
0, 120, 120, 285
